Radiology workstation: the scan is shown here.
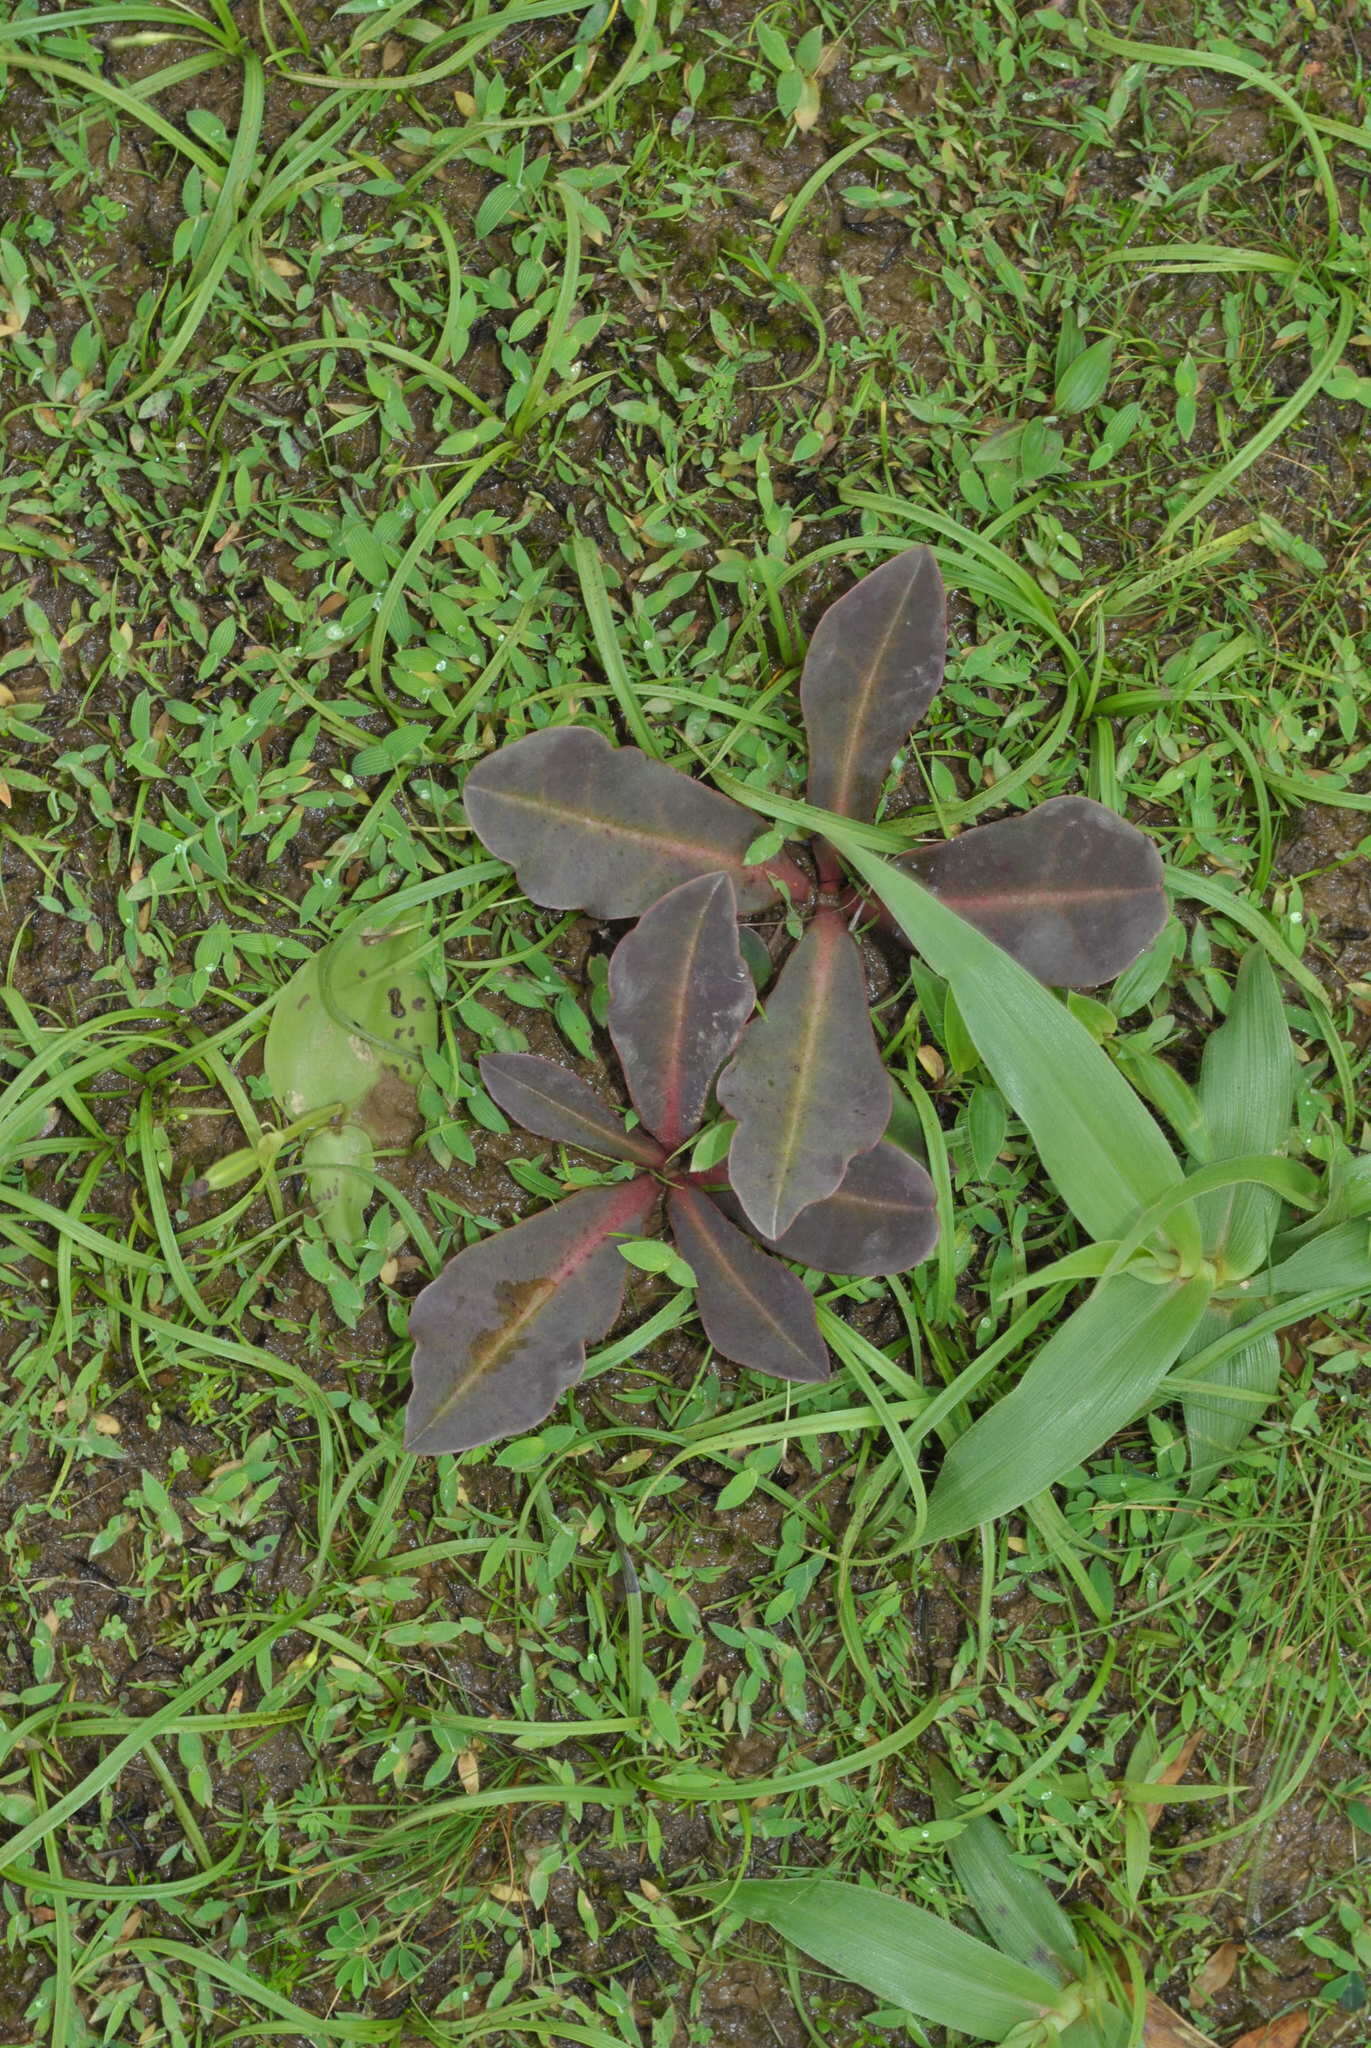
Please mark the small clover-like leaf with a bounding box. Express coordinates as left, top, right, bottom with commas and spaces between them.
608, 873, 755, 1146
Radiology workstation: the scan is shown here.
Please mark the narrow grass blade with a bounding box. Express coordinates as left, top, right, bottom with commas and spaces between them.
902, 796, 1166, 988
718, 912, 891, 1239
571, 528, 658, 756
1262, 1220, 1371, 1296
832, 830, 1198, 1261
608, 874, 754, 1146
928, 1761, 1084, 1983
922, 1273, 1212, 1542
480, 1052, 665, 1166
405, 1179, 657, 1453
1194, 948, 1294, 1278
668, 1188, 829, 1383
714, 1877, 1067, 2039
802, 545, 945, 822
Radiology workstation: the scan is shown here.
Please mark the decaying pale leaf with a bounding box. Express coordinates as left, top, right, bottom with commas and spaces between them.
1189, 1941, 1240, 2007
1141, 1995, 1219, 2048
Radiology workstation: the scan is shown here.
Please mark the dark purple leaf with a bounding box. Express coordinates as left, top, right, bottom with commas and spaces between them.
717, 911, 891, 1240
608, 874, 755, 1147
802, 548, 946, 823
480, 1052, 665, 1166
405, 1178, 657, 1454
899, 796, 1167, 988
717, 1141, 939, 1278
668, 1187, 829, 1384
464, 727, 806, 919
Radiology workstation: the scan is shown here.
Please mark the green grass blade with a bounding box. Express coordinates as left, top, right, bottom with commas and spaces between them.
1156, 288, 1354, 544
828, 831, 1198, 1261
928, 1761, 1085, 1983
922, 1273, 1212, 1543
1194, 948, 1295, 1277
713, 1878, 1067, 2039
1262, 1220, 1371, 1296
1166, 866, 1355, 1121
1078, 25, 1342, 246
571, 529, 658, 756
1183, 1326, 1281, 1494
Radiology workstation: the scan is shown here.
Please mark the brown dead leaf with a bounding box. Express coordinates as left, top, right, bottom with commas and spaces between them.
457, 1748, 480, 1796
1228, 2014, 1307, 2048
1142, 1996, 1218, 2048
1191, 1940, 1241, 2006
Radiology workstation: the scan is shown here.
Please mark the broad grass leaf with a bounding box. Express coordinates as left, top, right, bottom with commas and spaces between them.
668, 1188, 829, 1382
717, 1877, 1067, 2039
264, 912, 437, 1119
608, 873, 754, 1145
405, 1178, 657, 1453
927, 1762, 1084, 1983
802, 546, 945, 823
832, 834, 1197, 1258
922, 1273, 1212, 1542
727, 1140, 938, 1277
1195, 948, 1294, 1276
1060, 2011, 1134, 2048
1168, 1307, 1282, 1502
480, 1052, 664, 1166
1263, 1219, 1371, 1295
901, 797, 1166, 989
718, 913, 890, 1239
1115, 1048, 1210, 1158
464, 727, 797, 918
